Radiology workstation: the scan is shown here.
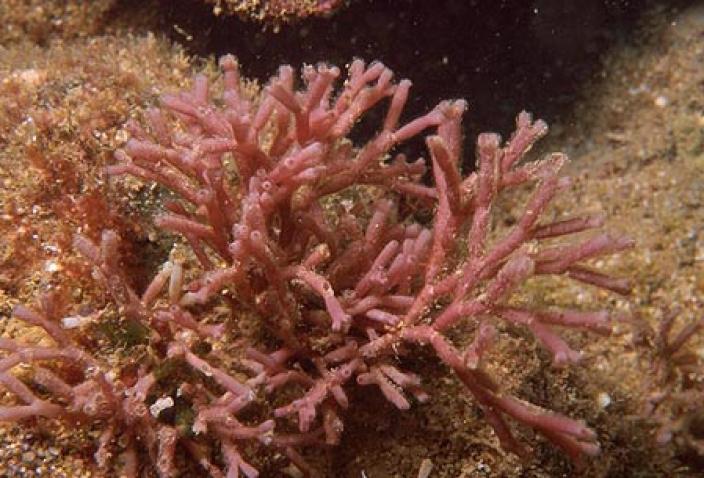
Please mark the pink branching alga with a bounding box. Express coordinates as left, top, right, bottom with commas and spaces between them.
643, 308, 704, 454
0, 55, 634, 476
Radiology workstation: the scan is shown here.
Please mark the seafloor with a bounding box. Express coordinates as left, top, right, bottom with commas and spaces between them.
0, 1, 703, 477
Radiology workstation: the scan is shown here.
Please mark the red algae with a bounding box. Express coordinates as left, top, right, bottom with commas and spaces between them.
0, 50, 633, 476
0, 2, 702, 477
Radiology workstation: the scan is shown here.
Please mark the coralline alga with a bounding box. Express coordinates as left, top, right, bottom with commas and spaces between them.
0, 55, 634, 476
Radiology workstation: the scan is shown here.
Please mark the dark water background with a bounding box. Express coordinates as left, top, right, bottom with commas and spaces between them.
146, 0, 691, 165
